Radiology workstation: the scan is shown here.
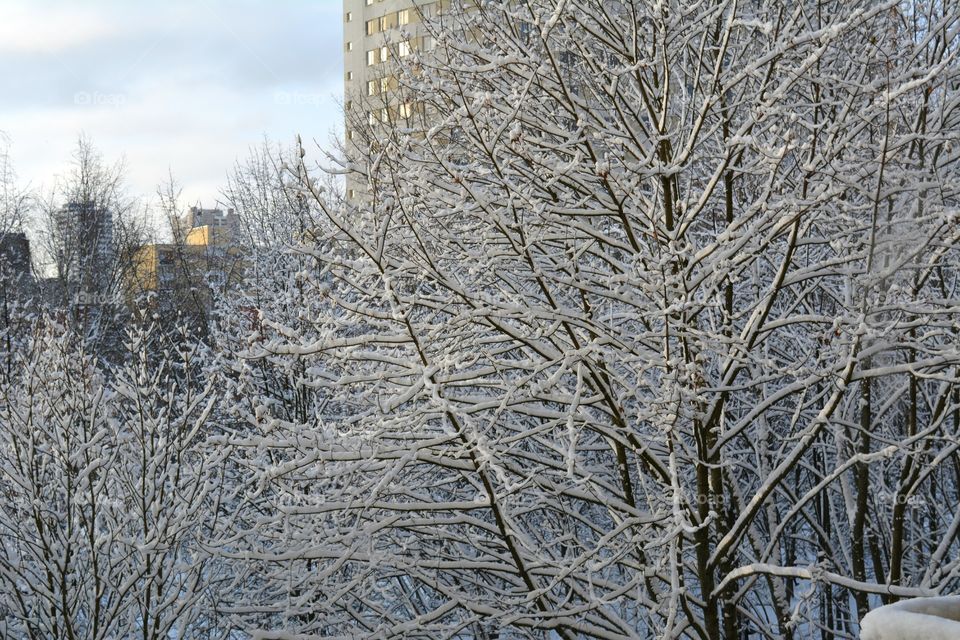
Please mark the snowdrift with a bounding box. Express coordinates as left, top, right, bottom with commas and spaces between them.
860, 596, 960, 640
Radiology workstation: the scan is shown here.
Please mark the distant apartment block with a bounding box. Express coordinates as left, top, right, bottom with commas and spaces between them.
180, 206, 241, 246
55, 200, 115, 296
127, 244, 209, 319
0, 232, 36, 301
128, 206, 246, 326
0, 232, 31, 282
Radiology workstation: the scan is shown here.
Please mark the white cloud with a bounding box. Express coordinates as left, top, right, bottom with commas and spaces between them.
0, 3, 118, 54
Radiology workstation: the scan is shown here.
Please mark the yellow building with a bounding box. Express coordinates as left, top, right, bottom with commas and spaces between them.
126, 207, 246, 327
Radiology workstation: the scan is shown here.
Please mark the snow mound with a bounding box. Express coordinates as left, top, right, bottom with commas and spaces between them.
861, 596, 960, 640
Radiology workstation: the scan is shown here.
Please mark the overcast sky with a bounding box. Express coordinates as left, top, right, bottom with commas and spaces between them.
1, 0, 343, 210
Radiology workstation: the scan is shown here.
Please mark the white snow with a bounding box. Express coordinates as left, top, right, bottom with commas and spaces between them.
861, 597, 960, 640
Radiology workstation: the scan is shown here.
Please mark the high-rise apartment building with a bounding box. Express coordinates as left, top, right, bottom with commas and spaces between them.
55, 200, 114, 296
343, 0, 444, 200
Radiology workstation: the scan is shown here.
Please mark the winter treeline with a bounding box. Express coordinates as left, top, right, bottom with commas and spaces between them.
1, 0, 959, 638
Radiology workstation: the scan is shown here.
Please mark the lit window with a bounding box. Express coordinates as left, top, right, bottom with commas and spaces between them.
378, 12, 398, 31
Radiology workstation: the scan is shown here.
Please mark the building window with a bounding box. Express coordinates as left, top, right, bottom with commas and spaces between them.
367, 47, 390, 66
346, 71, 353, 81
366, 19, 377, 35
377, 12, 397, 32
368, 80, 377, 96
398, 40, 411, 57
348, 189, 355, 199
346, 41, 353, 52
345, 11, 352, 21
398, 9, 410, 25
365, 0, 372, 5
399, 102, 413, 118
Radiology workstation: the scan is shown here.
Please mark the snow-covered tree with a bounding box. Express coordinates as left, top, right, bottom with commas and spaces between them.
211, 142, 337, 427
213, 1, 960, 638
0, 322, 229, 639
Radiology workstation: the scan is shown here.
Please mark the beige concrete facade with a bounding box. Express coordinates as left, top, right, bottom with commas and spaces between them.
343, 0, 442, 200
